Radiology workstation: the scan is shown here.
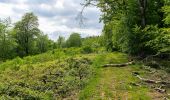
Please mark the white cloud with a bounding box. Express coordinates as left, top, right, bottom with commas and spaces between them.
55, 0, 64, 9
0, 3, 14, 18
0, 0, 103, 40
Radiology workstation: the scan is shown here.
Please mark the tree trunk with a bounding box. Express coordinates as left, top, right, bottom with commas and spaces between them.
138, 0, 147, 28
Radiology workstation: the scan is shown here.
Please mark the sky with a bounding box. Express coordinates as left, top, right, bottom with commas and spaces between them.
0, 0, 103, 41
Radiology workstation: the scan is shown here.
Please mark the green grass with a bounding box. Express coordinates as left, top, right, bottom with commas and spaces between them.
79, 52, 153, 100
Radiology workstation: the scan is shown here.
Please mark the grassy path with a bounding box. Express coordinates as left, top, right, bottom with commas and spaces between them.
79, 53, 163, 100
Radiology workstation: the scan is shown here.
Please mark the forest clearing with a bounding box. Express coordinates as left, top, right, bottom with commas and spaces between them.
0, 0, 170, 99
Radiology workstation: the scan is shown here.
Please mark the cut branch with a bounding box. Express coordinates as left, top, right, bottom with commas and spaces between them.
155, 87, 166, 93
135, 75, 170, 85
102, 61, 134, 67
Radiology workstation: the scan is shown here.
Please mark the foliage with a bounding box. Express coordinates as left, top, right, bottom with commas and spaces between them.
56, 36, 65, 48
0, 50, 94, 99
0, 12, 57, 60
14, 12, 40, 56
66, 33, 82, 47
84, 0, 169, 56
82, 36, 102, 48
36, 32, 52, 53
162, 0, 170, 25
130, 25, 160, 55
81, 46, 93, 54
0, 18, 17, 60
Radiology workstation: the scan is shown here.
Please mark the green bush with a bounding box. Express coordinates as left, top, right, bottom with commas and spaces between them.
81, 46, 93, 54
130, 25, 170, 55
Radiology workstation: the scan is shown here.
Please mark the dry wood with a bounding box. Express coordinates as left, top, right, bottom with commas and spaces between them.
102, 61, 134, 67
155, 87, 166, 93
135, 75, 170, 85
142, 65, 156, 73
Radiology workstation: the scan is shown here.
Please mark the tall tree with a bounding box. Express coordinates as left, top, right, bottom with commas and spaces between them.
14, 12, 40, 56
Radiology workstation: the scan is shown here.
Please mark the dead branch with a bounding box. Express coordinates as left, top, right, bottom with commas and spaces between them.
142, 65, 156, 73
102, 61, 134, 67
76, 0, 98, 26
135, 75, 170, 85
155, 87, 166, 93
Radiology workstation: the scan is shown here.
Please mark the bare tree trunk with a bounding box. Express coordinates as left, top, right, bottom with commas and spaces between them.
138, 0, 147, 28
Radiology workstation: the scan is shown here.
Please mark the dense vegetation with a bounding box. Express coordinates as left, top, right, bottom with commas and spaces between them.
0, 48, 95, 99
83, 0, 170, 56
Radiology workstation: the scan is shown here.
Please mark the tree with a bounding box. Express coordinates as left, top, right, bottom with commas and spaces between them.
103, 23, 114, 51
66, 33, 82, 47
14, 12, 40, 56
0, 18, 17, 60
83, 0, 168, 56
82, 36, 102, 48
36, 32, 51, 53
57, 36, 65, 48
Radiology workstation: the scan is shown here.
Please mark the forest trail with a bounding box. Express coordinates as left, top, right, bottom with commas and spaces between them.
79, 53, 166, 100
94, 67, 164, 100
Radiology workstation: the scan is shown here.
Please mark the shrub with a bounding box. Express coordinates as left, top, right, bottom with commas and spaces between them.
81, 46, 93, 54
0, 47, 95, 99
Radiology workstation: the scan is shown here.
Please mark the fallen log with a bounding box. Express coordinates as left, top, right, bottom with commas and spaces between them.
135, 75, 170, 85
102, 61, 134, 67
